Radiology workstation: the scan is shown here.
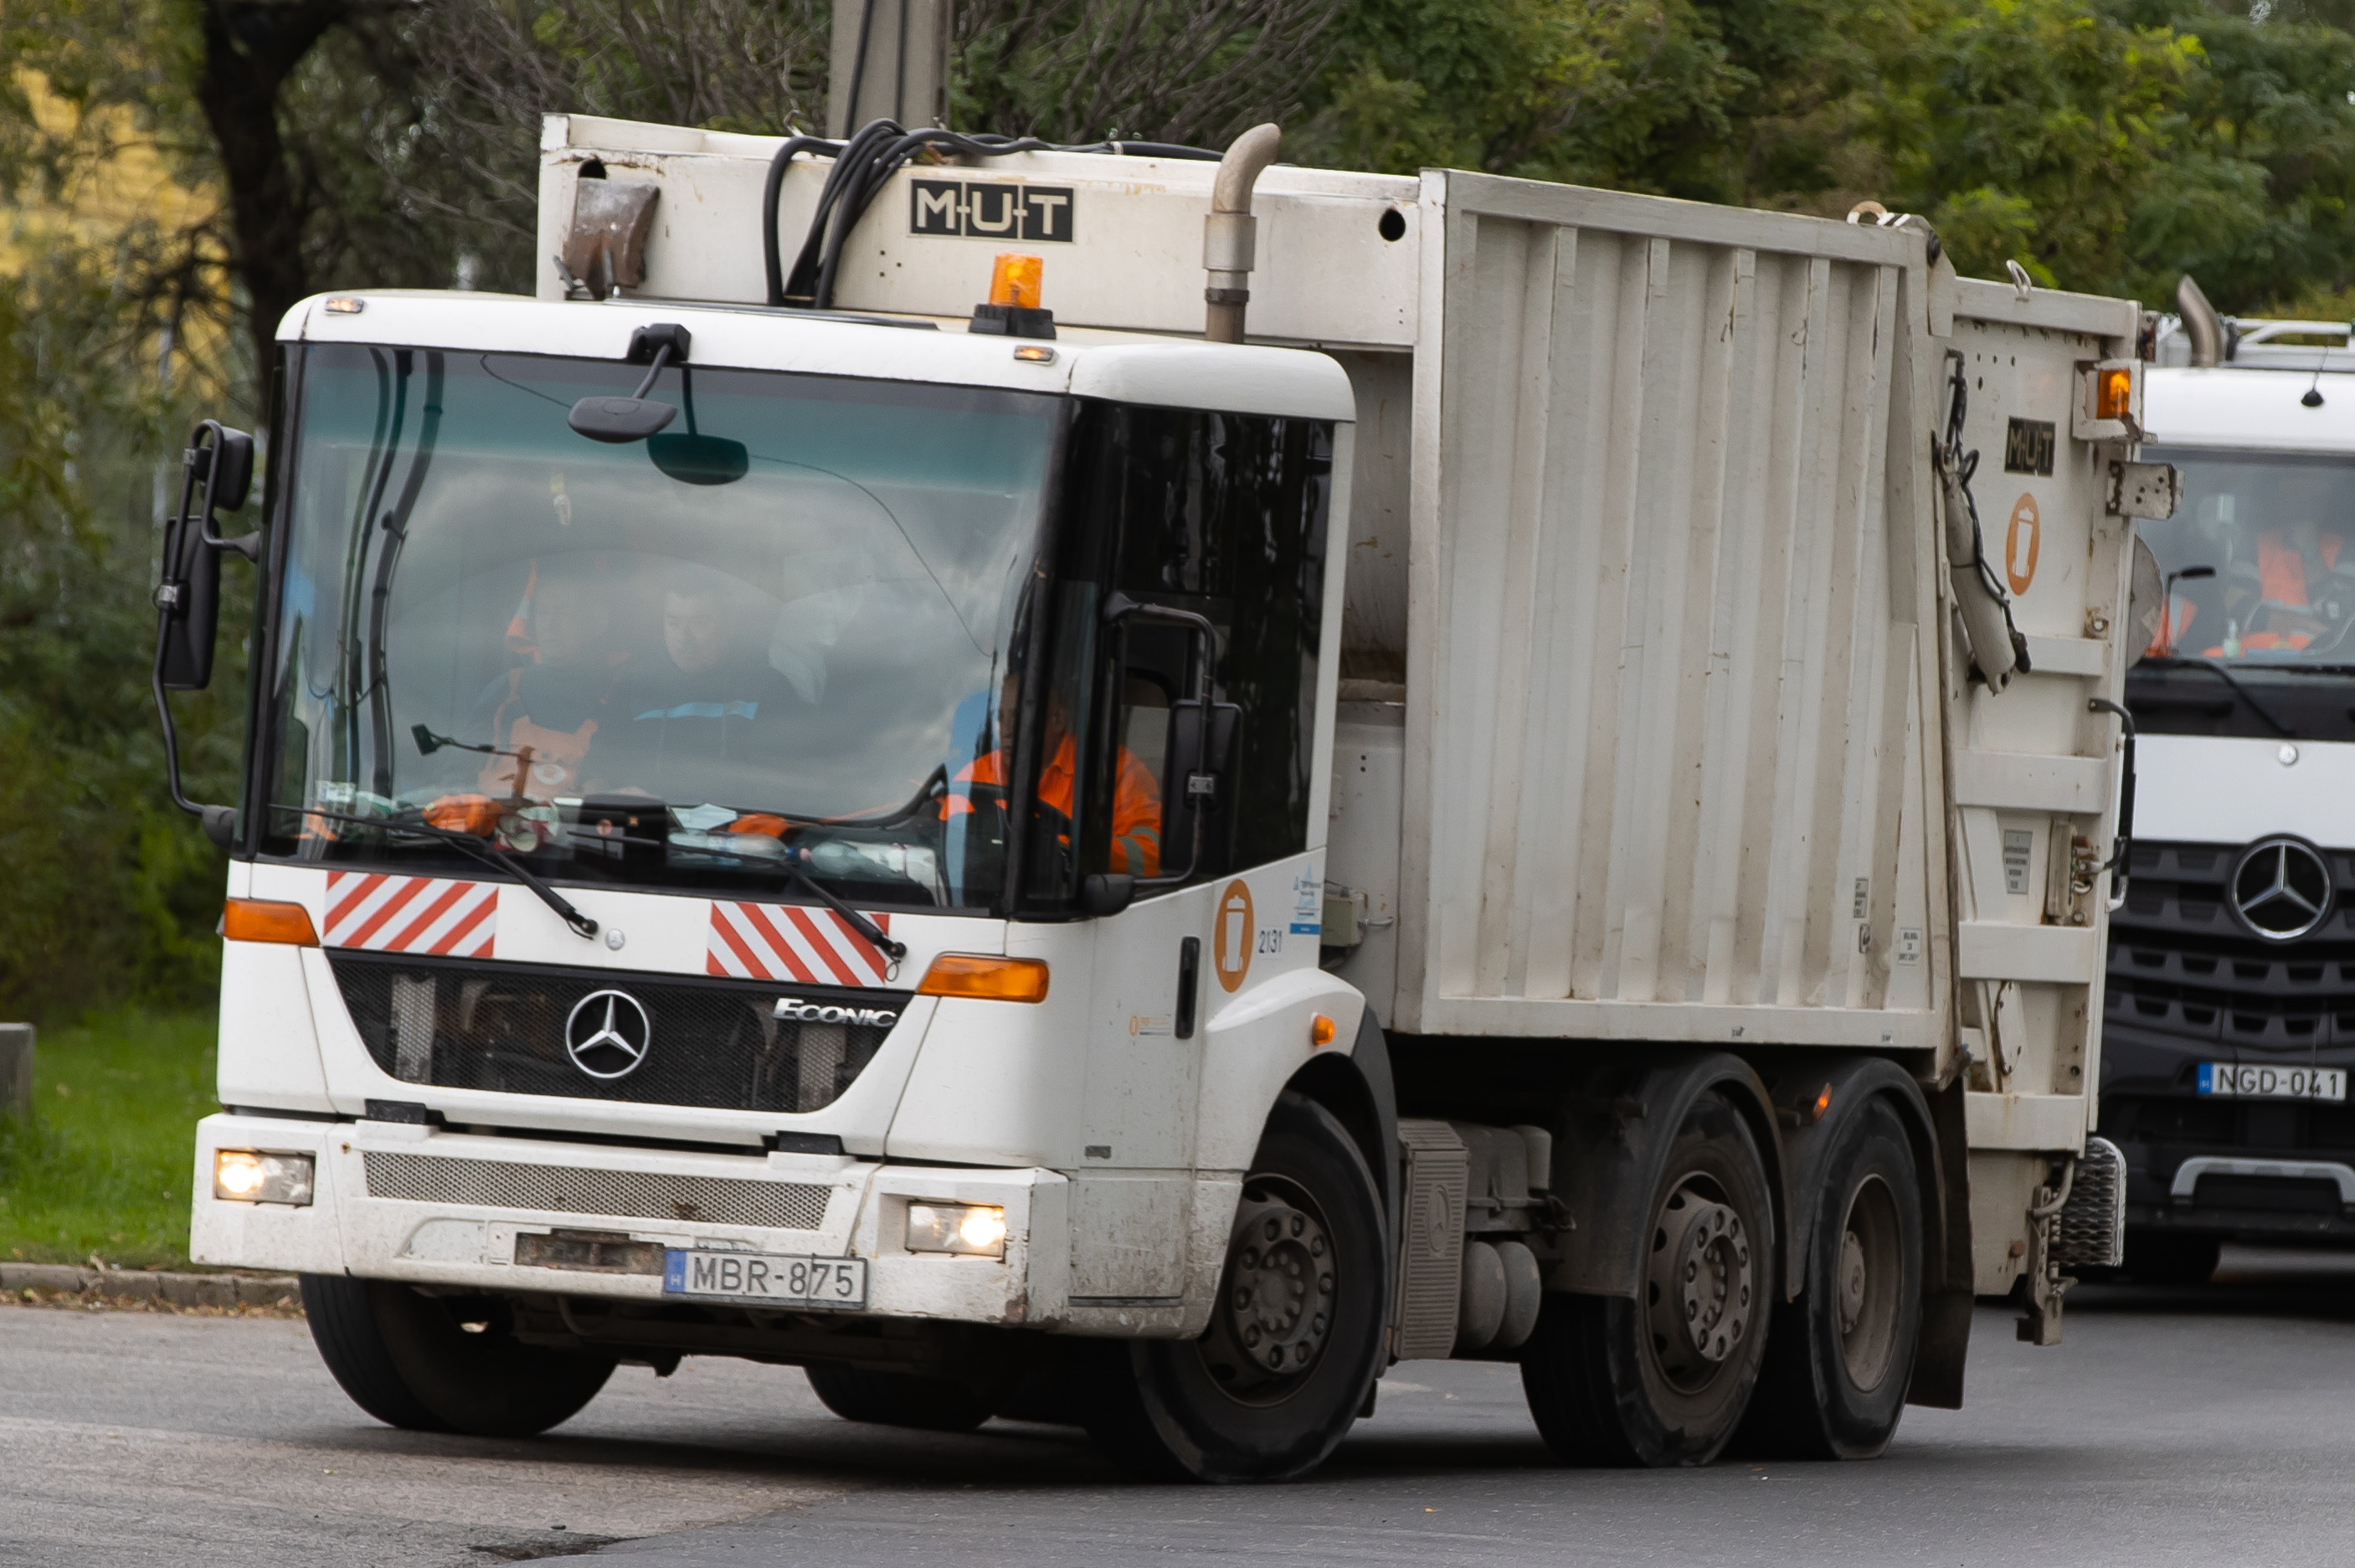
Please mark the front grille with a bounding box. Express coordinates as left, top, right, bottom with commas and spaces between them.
363, 1150, 830, 1230
329, 951, 909, 1114
2106, 841, 2355, 1048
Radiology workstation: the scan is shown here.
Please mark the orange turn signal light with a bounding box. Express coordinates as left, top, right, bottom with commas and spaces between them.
224, 898, 319, 947
918, 954, 1050, 1004
1810, 1083, 1834, 1123
1310, 1014, 1338, 1047
988, 253, 1043, 309
2095, 364, 2133, 421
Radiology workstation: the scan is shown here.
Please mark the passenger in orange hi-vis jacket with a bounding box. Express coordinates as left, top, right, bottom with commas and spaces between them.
2200, 522, 2352, 656
467, 558, 630, 803
944, 672, 1162, 877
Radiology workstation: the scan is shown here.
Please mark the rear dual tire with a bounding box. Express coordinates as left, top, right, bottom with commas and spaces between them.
1519, 1092, 1774, 1466
1736, 1098, 1923, 1459
302, 1274, 615, 1437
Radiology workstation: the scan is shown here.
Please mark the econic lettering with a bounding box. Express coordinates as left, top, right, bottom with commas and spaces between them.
773, 997, 900, 1028
909, 180, 1076, 243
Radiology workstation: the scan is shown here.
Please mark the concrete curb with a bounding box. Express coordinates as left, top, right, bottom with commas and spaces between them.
1, 1263, 301, 1308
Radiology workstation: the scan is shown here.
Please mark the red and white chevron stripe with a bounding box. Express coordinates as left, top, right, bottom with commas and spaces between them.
325, 872, 498, 957
707, 901, 893, 987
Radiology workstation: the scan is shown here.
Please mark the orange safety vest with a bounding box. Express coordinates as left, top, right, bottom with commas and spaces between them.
947, 735, 1163, 877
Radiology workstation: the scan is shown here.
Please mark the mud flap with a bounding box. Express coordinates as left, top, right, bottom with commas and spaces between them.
1908, 1076, 1977, 1408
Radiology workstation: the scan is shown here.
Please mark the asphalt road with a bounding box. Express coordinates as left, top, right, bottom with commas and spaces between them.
5, 1246, 2353, 1568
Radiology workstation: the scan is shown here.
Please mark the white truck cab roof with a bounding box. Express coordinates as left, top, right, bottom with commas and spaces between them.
2146, 365, 2355, 455
275, 289, 1359, 424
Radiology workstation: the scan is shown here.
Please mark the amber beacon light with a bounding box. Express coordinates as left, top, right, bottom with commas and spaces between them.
2095, 364, 2134, 421
918, 954, 1051, 1003
223, 898, 320, 946
970, 254, 1056, 341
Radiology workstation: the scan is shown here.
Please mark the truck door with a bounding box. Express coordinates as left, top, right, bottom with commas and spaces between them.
1046, 401, 1339, 1299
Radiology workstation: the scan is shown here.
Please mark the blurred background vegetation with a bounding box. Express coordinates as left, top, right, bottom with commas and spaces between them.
3, 0, 2355, 1027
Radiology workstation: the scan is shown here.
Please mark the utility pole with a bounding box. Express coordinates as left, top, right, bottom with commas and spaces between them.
827, 0, 954, 135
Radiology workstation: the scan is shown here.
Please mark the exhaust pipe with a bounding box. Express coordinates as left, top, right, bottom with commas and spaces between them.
2178, 274, 2224, 368
1205, 123, 1281, 344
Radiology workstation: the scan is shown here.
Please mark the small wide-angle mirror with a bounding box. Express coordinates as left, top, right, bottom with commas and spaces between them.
2126, 536, 2164, 666
568, 395, 677, 442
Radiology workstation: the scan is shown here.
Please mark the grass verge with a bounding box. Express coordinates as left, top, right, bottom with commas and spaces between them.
0, 1009, 214, 1270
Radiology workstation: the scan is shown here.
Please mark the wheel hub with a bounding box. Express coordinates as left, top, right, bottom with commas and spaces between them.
1200, 1189, 1335, 1396
1838, 1227, 1869, 1337
1646, 1183, 1753, 1385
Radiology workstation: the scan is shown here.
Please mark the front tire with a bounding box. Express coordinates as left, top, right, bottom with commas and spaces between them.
1520, 1091, 1773, 1466
1736, 1097, 1922, 1459
1082, 1092, 1388, 1483
301, 1275, 615, 1437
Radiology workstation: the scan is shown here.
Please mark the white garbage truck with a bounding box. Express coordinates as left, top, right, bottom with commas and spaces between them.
2096, 287, 2355, 1282
158, 114, 2158, 1478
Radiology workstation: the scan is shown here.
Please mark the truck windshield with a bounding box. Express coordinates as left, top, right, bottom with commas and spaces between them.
2131, 445, 2355, 739
258, 342, 1058, 909
2138, 446, 2355, 662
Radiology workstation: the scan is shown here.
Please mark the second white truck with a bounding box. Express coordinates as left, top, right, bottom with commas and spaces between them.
158, 116, 2155, 1478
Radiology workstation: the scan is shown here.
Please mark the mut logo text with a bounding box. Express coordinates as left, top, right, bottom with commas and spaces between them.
909, 180, 1075, 242
774, 997, 900, 1028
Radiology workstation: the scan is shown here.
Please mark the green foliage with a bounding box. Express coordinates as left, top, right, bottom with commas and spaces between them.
0, 1010, 218, 1271
0, 240, 245, 1019
1868, 0, 2203, 292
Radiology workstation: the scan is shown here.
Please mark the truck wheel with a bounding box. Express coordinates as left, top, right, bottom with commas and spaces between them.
1735, 1097, 1922, 1459
2126, 1231, 2220, 1285
301, 1275, 614, 1437
1520, 1091, 1772, 1466
1082, 1092, 1387, 1483
805, 1365, 999, 1432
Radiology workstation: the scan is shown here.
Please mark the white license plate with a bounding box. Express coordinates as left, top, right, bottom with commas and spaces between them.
2198, 1063, 2347, 1101
662, 1249, 867, 1308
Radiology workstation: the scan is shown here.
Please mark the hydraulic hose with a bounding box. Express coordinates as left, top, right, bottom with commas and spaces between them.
762, 121, 1221, 311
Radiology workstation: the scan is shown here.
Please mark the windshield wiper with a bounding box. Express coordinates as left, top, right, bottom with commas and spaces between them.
669, 835, 908, 965
2136, 657, 2297, 736
270, 803, 600, 939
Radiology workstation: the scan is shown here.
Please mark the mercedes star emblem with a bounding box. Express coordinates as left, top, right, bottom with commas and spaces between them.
2230, 838, 2335, 942
564, 989, 652, 1079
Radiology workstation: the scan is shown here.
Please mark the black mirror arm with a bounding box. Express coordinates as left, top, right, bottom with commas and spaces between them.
149, 634, 235, 847
2090, 697, 2136, 885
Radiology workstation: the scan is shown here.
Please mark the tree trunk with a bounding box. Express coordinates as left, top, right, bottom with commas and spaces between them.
190, 0, 351, 404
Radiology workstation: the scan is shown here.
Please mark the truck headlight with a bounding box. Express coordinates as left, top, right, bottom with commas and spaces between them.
905, 1201, 1006, 1258
213, 1149, 316, 1206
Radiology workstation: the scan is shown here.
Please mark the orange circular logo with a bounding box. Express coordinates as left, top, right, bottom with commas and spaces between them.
1214, 879, 1254, 993
2005, 492, 2041, 597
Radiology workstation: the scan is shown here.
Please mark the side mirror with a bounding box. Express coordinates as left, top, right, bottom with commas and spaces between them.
154, 420, 261, 844
1082, 872, 1137, 916
155, 422, 257, 692
156, 502, 224, 691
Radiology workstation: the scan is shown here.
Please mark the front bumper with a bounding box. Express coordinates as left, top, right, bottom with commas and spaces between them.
192, 1113, 1070, 1326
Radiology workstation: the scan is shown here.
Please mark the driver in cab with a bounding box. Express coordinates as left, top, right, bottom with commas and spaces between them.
613, 570, 801, 799
945, 671, 1162, 877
